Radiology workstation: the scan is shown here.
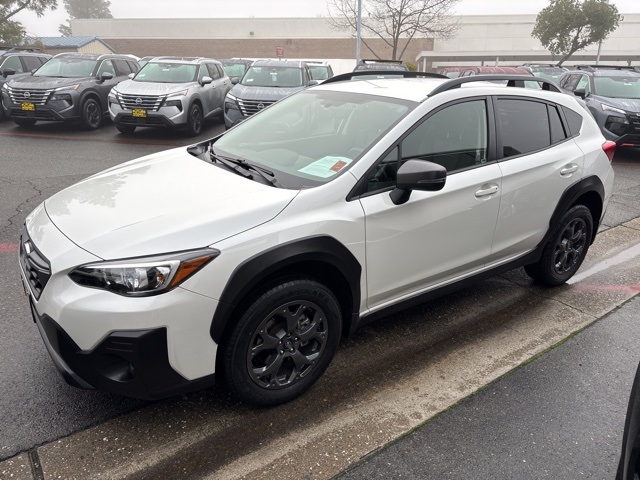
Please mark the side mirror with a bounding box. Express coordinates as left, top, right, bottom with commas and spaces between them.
2, 68, 16, 78
128, 72, 135, 79
308, 79, 319, 86
231, 77, 240, 85
201, 75, 213, 86
99, 71, 114, 82
574, 88, 587, 99
390, 159, 447, 205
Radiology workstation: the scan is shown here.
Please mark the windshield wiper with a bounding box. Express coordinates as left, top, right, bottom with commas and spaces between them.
209, 152, 282, 187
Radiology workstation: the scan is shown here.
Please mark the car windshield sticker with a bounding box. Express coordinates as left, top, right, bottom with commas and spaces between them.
298, 156, 352, 178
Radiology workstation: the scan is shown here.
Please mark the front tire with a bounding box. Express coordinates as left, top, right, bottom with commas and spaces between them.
185, 103, 202, 137
524, 205, 593, 286
222, 278, 342, 407
80, 98, 102, 130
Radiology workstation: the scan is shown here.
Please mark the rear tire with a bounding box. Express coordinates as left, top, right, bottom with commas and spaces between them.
524, 205, 593, 286
222, 278, 342, 406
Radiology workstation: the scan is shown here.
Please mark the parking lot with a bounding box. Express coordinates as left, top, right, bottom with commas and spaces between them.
1, 116, 640, 479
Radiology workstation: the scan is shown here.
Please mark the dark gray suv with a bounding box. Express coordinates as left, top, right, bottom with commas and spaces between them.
1, 52, 139, 129
0, 47, 51, 121
558, 66, 640, 149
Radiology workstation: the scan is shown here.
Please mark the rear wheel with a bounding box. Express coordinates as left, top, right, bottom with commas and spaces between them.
222, 278, 342, 406
80, 98, 102, 130
14, 118, 36, 127
524, 205, 593, 286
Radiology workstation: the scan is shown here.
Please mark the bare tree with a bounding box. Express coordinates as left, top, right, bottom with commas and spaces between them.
327, 0, 460, 61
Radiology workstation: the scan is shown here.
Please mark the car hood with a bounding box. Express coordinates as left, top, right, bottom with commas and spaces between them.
593, 95, 640, 113
114, 80, 196, 96
8, 75, 94, 89
229, 83, 305, 101
44, 148, 299, 259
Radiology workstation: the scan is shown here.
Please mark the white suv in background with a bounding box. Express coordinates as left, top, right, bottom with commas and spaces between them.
108, 56, 231, 136
20, 72, 614, 407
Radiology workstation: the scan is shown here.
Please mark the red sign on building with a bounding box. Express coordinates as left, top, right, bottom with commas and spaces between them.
276, 46, 284, 58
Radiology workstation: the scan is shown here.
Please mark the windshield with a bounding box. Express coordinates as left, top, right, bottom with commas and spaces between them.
212, 90, 414, 188
223, 63, 248, 78
309, 66, 330, 80
594, 76, 640, 98
241, 66, 303, 87
134, 62, 197, 83
35, 57, 96, 78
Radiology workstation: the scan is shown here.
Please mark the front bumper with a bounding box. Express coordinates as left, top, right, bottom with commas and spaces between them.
109, 102, 189, 129
4, 91, 81, 122
30, 302, 215, 400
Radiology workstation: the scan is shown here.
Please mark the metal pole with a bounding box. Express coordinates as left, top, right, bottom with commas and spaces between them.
596, 40, 602, 65
356, 0, 362, 64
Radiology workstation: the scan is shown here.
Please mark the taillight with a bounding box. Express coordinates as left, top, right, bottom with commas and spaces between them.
602, 140, 616, 162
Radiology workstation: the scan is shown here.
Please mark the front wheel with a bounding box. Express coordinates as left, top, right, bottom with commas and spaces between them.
185, 103, 202, 137
80, 98, 102, 130
222, 278, 342, 406
524, 205, 593, 286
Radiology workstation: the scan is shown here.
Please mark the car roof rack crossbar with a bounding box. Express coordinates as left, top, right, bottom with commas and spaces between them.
0, 45, 43, 53
359, 59, 405, 65
320, 70, 447, 85
429, 75, 561, 96
574, 64, 640, 72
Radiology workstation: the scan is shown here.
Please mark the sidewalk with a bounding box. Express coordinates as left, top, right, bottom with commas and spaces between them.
337, 296, 640, 479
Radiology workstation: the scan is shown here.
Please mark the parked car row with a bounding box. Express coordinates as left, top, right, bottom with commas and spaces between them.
0, 51, 336, 135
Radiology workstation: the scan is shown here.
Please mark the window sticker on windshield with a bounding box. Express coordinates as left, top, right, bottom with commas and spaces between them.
298, 156, 352, 178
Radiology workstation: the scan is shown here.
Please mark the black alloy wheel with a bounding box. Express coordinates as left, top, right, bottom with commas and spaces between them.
222, 278, 342, 406
186, 103, 202, 137
81, 98, 102, 130
524, 204, 593, 286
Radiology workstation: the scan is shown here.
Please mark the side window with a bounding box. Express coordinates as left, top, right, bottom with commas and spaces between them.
549, 104, 567, 144
1, 55, 24, 73
497, 98, 550, 158
562, 74, 580, 91
198, 64, 209, 82
113, 59, 131, 75
22, 56, 42, 71
366, 147, 399, 193
576, 75, 590, 93
207, 63, 220, 80
127, 61, 140, 73
562, 106, 583, 137
401, 99, 489, 172
217, 64, 226, 79
97, 59, 116, 77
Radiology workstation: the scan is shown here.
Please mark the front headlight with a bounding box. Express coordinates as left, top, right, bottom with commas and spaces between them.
1, 83, 8, 91
601, 104, 626, 115
53, 84, 80, 93
225, 93, 239, 111
165, 89, 188, 100
68, 248, 219, 296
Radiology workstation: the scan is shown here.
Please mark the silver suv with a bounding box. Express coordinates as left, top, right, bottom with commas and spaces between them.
109, 57, 231, 136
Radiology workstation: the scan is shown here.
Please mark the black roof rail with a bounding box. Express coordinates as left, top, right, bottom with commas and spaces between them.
0, 45, 43, 53
320, 70, 447, 85
574, 64, 639, 71
429, 75, 562, 96
358, 58, 405, 65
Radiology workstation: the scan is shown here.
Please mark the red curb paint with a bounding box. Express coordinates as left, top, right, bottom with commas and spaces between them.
0, 244, 19, 253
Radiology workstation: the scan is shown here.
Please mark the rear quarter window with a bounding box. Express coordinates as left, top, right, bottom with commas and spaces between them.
561, 106, 583, 137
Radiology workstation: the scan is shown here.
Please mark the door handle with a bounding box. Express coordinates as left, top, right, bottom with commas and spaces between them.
475, 185, 499, 198
560, 164, 579, 176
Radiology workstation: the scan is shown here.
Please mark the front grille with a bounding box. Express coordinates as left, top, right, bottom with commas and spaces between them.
19, 227, 51, 300
237, 98, 276, 116
6, 86, 53, 106
630, 113, 640, 132
115, 93, 164, 111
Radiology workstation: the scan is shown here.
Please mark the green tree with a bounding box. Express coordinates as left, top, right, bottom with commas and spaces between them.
532, 0, 622, 66
327, 0, 460, 61
0, 0, 57, 45
58, 0, 111, 36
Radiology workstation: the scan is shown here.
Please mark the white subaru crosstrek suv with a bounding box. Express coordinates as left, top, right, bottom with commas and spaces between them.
19, 72, 615, 406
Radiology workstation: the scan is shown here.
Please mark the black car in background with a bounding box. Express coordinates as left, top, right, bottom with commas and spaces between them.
0, 47, 51, 121
1, 52, 139, 129
520, 64, 567, 84
558, 65, 640, 149
353, 59, 408, 72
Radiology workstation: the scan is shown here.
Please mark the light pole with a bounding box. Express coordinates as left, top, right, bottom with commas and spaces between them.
356, 0, 362, 64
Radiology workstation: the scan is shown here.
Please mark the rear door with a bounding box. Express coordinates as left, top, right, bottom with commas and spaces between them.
488, 96, 584, 264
